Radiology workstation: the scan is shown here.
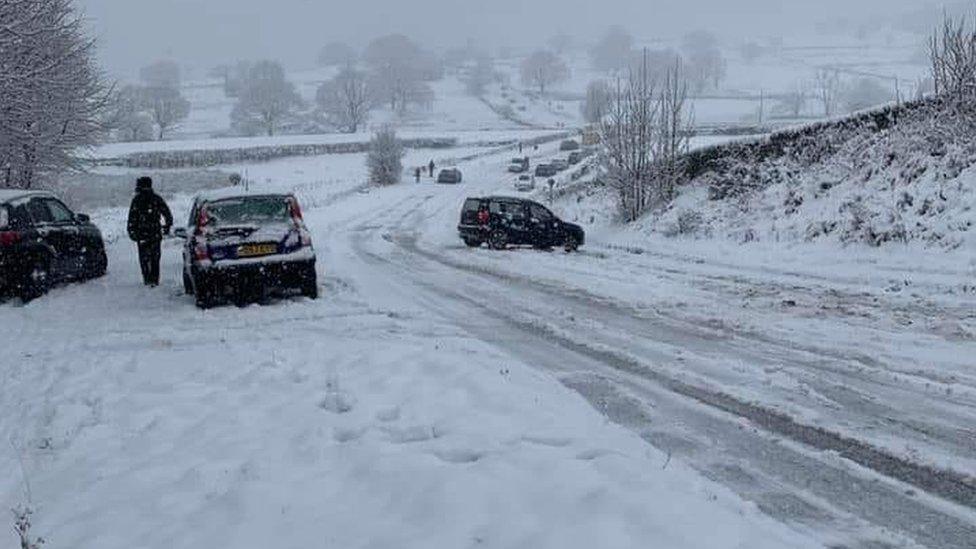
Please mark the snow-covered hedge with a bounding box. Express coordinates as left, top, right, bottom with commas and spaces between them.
98, 137, 460, 169
652, 97, 976, 249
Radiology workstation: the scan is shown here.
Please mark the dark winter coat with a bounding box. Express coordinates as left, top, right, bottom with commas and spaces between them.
127, 190, 173, 243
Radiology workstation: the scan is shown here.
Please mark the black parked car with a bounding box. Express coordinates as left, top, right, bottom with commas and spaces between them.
437, 168, 463, 184
175, 191, 317, 308
457, 196, 585, 252
0, 190, 107, 301
560, 139, 581, 152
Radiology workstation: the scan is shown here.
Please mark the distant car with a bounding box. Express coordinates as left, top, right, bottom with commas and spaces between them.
457, 196, 585, 252
176, 190, 317, 308
0, 190, 107, 302
507, 157, 529, 173
437, 168, 463, 184
567, 151, 583, 165
514, 175, 535, 192
535, 164, 558, 178
551, 159, 570, 171
560, 139, 581, 152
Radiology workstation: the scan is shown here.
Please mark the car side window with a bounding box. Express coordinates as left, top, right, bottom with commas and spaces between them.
529, 204, 553, 221
26, 198, 53, 224
6, 204, 30, 228
0, 206, 8, 229
44, 198, 75, 223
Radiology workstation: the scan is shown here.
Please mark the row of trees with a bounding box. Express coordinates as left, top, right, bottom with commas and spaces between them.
589, 26, 727, 95
1, 0, 109, 188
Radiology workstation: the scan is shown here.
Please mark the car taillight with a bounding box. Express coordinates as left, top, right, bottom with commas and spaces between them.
289, 198, 303, 224
0, 231, 21, 246
195, 206, 210, 235
193, 239, 209, 261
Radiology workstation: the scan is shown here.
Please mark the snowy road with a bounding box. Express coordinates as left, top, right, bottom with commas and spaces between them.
2, 142, 975, 548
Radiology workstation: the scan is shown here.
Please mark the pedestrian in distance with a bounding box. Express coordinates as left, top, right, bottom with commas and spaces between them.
518, 142, 523, 154
415, 167, 422, 183
428, 160, 436, 177
126, 177, 173, 287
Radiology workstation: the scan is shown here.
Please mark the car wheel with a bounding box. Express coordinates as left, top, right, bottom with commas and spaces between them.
488, 230, 508, 250
88, 251, 108, 279
300, 268, 319, 299
194, 278, 217, 309
564, 235, 579, 253
20, 259, 50, 303
463, 237, 483, 248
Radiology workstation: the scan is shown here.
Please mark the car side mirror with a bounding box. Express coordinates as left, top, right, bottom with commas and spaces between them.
75, 213, 90, 223
173, 227, 188, 239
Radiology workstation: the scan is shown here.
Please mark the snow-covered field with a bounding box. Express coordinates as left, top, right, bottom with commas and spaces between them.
1, 139, 836, 549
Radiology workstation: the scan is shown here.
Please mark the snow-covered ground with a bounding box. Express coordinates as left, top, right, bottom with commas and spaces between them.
1, 140, 835, 549
3, 134, 975, 548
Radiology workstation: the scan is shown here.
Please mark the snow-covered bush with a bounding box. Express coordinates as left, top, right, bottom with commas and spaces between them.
367, 126, 404, 186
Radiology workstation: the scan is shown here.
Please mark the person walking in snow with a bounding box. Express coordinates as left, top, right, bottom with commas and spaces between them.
415, 167, 422, 183
127, 177, 173, 287
428, 160, 436, 177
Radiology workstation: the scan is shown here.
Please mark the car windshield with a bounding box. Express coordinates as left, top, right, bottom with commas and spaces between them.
205, 196, 291, 226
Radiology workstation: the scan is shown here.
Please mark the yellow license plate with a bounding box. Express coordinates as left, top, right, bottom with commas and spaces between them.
238, 243, 277, 258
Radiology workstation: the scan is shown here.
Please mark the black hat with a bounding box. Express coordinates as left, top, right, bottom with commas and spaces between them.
136, 176, 153, 191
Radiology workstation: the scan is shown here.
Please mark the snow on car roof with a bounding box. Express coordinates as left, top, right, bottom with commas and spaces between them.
0, 189, 52, 203
193, 187, 293, 203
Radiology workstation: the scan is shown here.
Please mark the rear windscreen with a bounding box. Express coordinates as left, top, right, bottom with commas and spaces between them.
463, 199, 481, 212
206, 196, 290, 225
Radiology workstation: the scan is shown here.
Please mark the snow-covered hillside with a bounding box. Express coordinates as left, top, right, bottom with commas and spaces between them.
640, 98, 976, 253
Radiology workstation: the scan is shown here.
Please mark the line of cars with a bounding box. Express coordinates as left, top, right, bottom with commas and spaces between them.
1, 187, 318, 308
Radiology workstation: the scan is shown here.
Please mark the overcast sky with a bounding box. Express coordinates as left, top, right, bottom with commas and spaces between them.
78, 0, 932, 78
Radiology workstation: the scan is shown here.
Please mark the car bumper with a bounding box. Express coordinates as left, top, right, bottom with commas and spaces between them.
194, 256, 316, 292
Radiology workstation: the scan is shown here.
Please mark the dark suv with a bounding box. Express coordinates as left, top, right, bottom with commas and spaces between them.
457, 196, 585, 252
175, 191, 318, 308
0, 190, 107, 301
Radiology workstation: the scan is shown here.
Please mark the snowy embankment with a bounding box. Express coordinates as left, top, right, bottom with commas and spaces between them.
645, 97, 976, 253
0, 139, 821, 548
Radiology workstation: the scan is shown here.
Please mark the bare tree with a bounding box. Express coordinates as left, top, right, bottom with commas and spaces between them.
0, 0, 110, 189
463, 54, 495, 96
815, 68, 842, 117
317, 68, 371, 133
581, 80, 611, 124
683, 30, 727, 93
590, 25, 634, 72
141, 86, 190, 140
366, 126, 404, 186
364, 34, 436, 113
140, 60, 181, 90
107, 85, 155, 142
928, 13, 976, 101
653, 59, 692, 202
231, 60, 302, 136
778, 82, 808, 118
600, 50, 691, 221
317, 41, 358, 67
520, 50, 569, 95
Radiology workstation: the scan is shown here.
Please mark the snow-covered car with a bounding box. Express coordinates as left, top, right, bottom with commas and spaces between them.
175, 190, 317, 308
437, 168, 463, 184
551, 159, 570, 172
457, 196, 584, 252
514, 175, 535, 192
568, 151, 583, 165
0, 189, 107, 302
508, 158, 530, 173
